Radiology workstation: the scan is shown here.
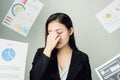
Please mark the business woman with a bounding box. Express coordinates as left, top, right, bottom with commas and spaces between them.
30, 13, 92, 80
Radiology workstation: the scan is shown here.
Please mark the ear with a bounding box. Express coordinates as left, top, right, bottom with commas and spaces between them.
69, 27, 74, 36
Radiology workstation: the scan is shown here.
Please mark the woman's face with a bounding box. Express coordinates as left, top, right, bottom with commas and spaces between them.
48, 21, 73, 49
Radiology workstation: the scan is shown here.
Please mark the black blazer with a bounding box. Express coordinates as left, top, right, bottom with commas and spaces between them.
30, 48, 92, 80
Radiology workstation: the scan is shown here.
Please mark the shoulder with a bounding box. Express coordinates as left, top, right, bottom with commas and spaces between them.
74, 50, 91, 67
75, 50, 88, 57
37, 48, 44, 52
74, 50, 89, 61
33, 48, 45, 59
35, 48, 44, 55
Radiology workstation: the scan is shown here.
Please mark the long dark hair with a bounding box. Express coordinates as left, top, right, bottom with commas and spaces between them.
45, 12, 78, 51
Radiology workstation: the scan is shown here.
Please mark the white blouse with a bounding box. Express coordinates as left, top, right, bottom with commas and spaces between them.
58, 63, 70, 80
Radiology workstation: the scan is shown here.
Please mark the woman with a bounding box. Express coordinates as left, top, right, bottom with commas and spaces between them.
30, 13, 92, 80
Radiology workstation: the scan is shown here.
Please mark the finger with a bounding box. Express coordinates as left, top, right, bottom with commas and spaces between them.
49, 32, 58, 39
55, 36, 60, 42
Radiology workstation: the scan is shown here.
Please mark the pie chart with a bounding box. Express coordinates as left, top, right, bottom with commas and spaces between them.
12, 3, 25, 16
2, 48, 16, 61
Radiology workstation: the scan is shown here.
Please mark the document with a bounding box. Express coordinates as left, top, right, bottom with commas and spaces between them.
95, 53, 120, 80
0, 38, 28, 80
2, 0, 44, 37
96, 0, 120, 33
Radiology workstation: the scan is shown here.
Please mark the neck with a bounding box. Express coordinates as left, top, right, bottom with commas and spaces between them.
57, 44, 72, 70
57, 44, 72, 56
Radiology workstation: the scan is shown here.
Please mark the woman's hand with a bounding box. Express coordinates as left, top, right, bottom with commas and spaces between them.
43, 32, 60, 57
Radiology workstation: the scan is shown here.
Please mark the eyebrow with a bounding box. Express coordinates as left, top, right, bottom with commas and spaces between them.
48, 29, 62, 32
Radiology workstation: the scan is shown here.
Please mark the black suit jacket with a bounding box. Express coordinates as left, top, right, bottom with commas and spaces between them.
30, 48, 92, 80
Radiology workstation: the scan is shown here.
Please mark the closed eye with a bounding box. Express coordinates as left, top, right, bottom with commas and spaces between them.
57, 31, 63, 34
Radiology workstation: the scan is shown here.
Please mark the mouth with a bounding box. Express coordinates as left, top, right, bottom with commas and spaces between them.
57, 42, 60, 44
57, 42, 61, 45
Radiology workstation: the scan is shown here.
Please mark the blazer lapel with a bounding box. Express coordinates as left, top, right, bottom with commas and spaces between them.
54, 59, 61, 80
52, 53, 61, 80
66, 50, 82, 80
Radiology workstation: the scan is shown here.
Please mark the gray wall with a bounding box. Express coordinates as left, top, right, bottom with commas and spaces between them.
0, 0, 120, 80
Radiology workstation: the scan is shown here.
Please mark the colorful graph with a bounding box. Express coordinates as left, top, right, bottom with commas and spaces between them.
104, 13, 111, 20
12, 3, 25, 16
2, 48, 16, 61
22, 0, 27, 4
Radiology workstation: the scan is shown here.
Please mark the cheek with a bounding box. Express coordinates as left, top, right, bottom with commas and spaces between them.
60, 33, 70, 41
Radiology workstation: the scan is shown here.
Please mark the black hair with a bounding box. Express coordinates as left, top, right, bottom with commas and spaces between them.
45, 12, 78, 51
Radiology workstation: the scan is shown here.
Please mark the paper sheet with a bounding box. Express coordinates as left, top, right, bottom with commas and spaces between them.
0, 38, 28, 80
96, 0, 120, 33
95, 53, 120, 80
2, 0, 44, 37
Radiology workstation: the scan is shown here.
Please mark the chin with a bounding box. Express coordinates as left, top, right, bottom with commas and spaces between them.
55, 46, 61, 49
55, 45, 62, 49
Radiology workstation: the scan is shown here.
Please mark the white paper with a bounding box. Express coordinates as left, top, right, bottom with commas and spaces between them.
0, 38, 28, 80
96, 0, 120, 33
95, 53, 120, 80
2, 0, 44, 37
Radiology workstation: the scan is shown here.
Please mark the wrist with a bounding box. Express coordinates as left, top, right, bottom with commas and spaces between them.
43, 48, 52, 57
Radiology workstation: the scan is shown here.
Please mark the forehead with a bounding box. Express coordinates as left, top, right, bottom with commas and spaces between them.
48, 21, 67, 31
